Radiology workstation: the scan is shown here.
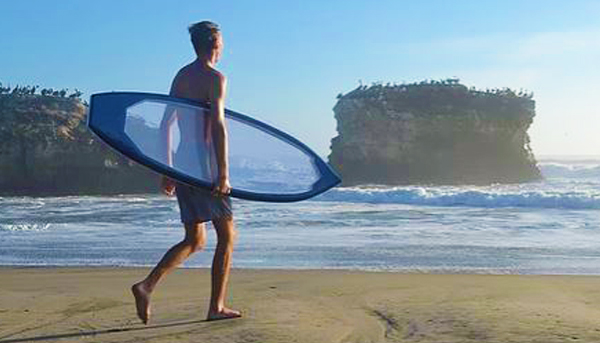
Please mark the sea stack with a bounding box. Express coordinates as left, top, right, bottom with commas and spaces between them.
328, 79, 541, 185
0, 90, 158, 195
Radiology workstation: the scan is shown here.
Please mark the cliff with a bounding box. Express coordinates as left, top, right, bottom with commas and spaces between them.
0, 90, 158, 196
328, 80, 541, 185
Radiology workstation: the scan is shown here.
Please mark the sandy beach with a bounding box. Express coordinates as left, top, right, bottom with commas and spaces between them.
0, 268, 600, 342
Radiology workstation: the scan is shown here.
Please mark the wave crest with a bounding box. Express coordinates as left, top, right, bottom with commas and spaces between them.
317, 186, 600, 209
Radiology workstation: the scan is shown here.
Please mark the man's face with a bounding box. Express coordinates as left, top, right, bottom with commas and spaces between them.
213, 33, 224, 63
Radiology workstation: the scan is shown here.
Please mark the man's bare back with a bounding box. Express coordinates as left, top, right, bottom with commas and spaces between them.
171, 62, 223, 103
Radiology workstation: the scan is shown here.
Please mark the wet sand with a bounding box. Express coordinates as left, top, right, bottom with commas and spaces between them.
1, 268, 600, 342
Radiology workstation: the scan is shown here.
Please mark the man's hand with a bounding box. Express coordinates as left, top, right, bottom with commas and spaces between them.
161, 176, 176, 197
212, 176, 231, 197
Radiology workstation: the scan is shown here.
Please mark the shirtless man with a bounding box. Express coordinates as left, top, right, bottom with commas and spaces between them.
131, 21, 241, 324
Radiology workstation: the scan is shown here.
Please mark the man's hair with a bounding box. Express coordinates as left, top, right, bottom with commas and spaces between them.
188, 21, 220, 56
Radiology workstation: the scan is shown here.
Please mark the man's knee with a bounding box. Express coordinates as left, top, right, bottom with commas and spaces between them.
215, 220, 237, 245
184, 223, 207, 252
183, 235, 206, 252
225, 228, 238, 244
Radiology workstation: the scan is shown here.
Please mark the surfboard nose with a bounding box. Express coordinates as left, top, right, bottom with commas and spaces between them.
89, 93, 145, 134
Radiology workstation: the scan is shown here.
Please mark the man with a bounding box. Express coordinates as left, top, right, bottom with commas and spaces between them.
131, 21, 241, 324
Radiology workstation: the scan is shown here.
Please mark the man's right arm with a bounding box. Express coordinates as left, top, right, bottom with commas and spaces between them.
159, 72, 181, 196
209, 71, 231, 195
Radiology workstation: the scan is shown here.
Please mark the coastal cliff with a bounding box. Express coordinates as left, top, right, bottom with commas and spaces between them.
0, 80, 542, 195
0, 85, 158, 196
328, 80, 541, 185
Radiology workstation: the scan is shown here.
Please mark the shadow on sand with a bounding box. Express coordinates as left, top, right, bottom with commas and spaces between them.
0, 319, 214, 342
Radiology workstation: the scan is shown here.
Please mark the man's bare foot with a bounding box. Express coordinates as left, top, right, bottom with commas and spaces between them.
206, 307, 242, 321
131, 282, 151, 325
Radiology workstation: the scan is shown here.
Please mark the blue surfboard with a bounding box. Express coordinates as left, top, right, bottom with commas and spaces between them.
87, 92, 341, 202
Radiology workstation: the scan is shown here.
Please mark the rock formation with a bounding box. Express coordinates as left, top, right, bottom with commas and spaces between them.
0, 91, 158, 196
328, 80, 541, 185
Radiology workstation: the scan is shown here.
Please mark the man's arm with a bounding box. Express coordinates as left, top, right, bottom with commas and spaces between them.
160, 74, 181, 166
159, 73, 181, 196
209, 71, 230, 194
159, 106, 177, 167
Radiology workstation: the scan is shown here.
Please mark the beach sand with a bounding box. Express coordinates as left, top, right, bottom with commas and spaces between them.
1, 268, 600, 342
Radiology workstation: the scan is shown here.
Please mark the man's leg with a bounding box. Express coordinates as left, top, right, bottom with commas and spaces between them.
132, 222, 207, 324
207, 216, 241, 320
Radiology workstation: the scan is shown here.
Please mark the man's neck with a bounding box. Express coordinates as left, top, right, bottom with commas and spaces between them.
195, 57, 215, 69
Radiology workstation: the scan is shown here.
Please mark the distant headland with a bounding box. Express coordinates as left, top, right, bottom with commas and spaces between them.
328, 79, 541, 186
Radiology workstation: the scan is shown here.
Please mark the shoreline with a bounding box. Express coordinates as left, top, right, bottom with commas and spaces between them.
2, 265, 600, 276
2, 267, 600, 342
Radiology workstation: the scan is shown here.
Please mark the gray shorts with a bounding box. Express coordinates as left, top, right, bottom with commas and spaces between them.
175, 182, 232, 224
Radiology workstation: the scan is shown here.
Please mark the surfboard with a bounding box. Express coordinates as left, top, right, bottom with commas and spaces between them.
87, 92, 341, 202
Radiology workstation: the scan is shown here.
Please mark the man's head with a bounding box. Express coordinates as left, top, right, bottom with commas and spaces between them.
188, 21, 223, 62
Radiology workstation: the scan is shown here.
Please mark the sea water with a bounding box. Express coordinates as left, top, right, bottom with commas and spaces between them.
1, 159, 599, 275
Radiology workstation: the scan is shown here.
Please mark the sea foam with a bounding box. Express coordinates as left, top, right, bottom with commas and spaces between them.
316, 186, 600, 209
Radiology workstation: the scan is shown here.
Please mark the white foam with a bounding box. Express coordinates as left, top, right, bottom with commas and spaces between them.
0, 223, 51, 232
317, 186, 600, 209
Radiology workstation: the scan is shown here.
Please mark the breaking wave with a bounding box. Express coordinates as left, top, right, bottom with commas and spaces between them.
317, 186, 600, 209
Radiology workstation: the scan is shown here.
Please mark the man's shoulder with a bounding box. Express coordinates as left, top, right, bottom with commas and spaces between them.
206, 67, 226, 84
174, 63, 195, 79
177, 64, 225, 83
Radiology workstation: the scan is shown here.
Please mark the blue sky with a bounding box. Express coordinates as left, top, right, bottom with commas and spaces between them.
1, 0, 599, 157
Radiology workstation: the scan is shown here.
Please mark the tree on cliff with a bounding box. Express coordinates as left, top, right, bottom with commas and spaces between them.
0, 81, 84, 99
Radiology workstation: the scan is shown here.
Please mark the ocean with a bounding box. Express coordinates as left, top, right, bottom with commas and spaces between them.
1, 159, 599, 275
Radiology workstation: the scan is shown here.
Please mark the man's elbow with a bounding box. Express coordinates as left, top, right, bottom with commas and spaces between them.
213, 120, 227, 135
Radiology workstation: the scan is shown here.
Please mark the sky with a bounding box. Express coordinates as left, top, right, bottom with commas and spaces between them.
1, 0, 599, 158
